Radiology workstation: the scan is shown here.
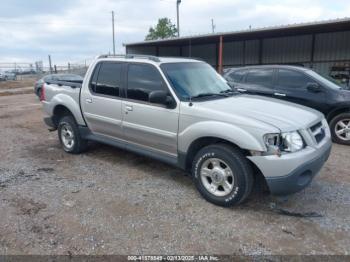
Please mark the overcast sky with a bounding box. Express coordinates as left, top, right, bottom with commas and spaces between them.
1, 0, 350, 66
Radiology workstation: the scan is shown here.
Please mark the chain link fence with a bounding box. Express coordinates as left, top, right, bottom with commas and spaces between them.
0, 62, 89, 82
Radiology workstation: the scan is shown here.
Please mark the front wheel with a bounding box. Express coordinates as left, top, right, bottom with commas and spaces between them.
192, 144, 254, 207
58, 115, 88, 154
330, 112, 350, 145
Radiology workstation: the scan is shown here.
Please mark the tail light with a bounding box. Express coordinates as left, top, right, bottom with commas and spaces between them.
40, 83, 46, 101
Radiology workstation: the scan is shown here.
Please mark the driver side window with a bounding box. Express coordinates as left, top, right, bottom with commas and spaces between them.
277, 69, 315, 88
127, 64, 168, 102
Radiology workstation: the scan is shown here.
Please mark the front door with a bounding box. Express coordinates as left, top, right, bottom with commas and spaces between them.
80, 62, 125, 139
122, 63, 179, 157
274, 69, 326, 113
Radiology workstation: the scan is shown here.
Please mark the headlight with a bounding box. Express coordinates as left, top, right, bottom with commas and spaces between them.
281, 131, 304, 152
264, 131, 305, 154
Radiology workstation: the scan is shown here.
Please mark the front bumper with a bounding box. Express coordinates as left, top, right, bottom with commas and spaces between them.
248, 138, 332, 195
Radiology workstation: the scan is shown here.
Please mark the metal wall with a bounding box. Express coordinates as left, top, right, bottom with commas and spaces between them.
126, 30, 350, 76
314, 31, 350, 61
262, 35, 312, 64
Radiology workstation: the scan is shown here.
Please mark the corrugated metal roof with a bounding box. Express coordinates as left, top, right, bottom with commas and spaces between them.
124, 17, 350, 46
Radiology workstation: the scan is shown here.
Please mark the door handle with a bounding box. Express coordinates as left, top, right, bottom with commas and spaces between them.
274, 93, 286, 97
85, 98, 93, 103
125, 105, 133, 112
237, 88, 247, 92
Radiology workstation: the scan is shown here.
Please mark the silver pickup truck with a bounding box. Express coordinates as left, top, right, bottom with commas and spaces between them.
41, 55, 332, 207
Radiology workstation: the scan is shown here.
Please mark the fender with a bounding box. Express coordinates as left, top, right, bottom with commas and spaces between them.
178, 121, 267, 153
326, 104, 350, 121
50, 93, 86, 126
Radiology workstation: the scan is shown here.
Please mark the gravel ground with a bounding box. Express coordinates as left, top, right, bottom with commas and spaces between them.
0, 94, 349, 256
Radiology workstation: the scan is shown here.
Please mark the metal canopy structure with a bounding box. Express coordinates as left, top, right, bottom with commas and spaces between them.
124, 18, 350, 76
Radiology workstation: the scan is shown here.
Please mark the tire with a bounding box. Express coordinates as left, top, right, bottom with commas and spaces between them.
58, 115, 88, 154
192, 143, 254, 207
37, 88, 42, 98
329, 112, 350, 145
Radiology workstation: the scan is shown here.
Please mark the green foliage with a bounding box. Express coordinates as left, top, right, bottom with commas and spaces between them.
145, 18, 178, 41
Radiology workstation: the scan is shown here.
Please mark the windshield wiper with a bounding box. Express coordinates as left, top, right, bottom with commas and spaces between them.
220, 89, 239, 95
191, 92, 227, 99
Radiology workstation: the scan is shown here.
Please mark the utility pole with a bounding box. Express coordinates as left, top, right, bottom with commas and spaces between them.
176, 0, 181, 37
211, 18, 216, 34
112, 11, 116, 55
48, 55, 52, 74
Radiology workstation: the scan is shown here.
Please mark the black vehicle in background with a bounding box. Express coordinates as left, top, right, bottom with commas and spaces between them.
224, 65, 350, 145
34, 74, 83, 98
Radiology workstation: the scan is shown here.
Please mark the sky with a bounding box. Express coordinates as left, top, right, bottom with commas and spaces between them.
0, 0, 350, 67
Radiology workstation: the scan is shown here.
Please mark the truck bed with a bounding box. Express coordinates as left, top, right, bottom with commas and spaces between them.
42, 80, 86, 126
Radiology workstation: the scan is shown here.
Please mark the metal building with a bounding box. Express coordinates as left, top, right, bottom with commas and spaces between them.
124, 18, 350, 79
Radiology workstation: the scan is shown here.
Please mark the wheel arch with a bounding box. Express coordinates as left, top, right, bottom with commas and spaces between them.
49, 93, 86, 126
52, 105, 76, 127
181, 137, 245, 171
326, 106, 350, 122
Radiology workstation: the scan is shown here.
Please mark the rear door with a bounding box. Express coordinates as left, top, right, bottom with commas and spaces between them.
274, 69, 326, 111
122, 63, 179, 157
239, 68, 275, 97
81, 61, 125, 139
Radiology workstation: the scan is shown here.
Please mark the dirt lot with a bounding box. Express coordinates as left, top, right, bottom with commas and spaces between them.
0, 77, 36, 90
0, 93, 349, 256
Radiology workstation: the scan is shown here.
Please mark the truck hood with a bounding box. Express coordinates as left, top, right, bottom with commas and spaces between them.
194, 95, 323, 132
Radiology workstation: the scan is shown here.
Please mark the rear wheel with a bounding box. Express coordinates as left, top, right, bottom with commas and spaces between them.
58, 115, 88, 154
330, 112, 350, 145
192, 143, 254, 207
37, 88, 42, 98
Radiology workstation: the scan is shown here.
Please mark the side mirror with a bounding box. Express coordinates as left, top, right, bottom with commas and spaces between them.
149, 90, 175, 108
307, 82, 322, 93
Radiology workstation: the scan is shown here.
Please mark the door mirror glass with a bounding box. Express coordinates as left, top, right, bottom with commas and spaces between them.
307, 82, 322, 93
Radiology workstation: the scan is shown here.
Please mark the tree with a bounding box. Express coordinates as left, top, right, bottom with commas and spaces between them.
145, 18, 178, 41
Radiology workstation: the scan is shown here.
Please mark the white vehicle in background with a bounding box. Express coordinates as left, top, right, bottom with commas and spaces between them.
4, 71, 17, 80
0, 71, 5, 81
0, 71, 17, 81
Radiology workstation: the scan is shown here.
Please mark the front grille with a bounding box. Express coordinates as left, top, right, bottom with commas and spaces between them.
310, 121, 325, 144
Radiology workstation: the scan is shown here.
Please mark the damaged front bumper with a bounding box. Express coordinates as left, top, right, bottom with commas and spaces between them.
248, 137, 332, 195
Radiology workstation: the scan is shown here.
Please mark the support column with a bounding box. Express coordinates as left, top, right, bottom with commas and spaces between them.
218, 35, 223, 74
310, 34, 316, 68
258, 39, 263, 65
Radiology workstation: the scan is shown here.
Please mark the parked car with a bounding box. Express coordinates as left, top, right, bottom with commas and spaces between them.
40, 55, 331, 207
224, 65, 350, 145
0, 72, 5, 81
3, 71, 17, 80
34, 74, 83, 97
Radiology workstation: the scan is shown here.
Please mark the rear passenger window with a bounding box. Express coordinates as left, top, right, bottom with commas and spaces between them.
228, 70, 247, 83
127, 64, 168, 102
277, 69, 314, 88
246, 69, 274, 86
92, 62, 122, 97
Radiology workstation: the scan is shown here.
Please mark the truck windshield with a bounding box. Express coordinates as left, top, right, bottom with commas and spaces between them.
161, 62, 234, 100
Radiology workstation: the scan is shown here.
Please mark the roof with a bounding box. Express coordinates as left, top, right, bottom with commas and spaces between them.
125, 17, 350, 47
96, 55, 201, 64
224, 64, 310, 72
